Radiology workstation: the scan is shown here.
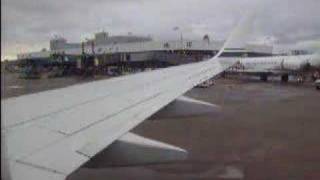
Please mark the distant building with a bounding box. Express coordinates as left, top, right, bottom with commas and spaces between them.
49, 32, 152, 51
94, 32, 109, 45
17, 31, 274, 72
50, 37, 67, 51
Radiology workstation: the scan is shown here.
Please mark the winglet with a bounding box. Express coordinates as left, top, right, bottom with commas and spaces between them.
211, 11, 256, 60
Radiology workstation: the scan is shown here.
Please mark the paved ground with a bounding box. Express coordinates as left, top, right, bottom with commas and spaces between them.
1, 72, 109, 99
2, 72, 320, 180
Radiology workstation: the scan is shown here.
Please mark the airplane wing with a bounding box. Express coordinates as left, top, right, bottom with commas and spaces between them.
2, 14, 251, 180
2, 57, 236, 180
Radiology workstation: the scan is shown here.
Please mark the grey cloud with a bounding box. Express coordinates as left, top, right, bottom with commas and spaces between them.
2, 0, 320, 60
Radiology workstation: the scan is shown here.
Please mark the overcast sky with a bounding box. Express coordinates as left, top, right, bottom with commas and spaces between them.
2, 0, 320, 60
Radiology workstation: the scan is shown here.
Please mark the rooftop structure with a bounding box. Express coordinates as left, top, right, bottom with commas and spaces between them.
49, 32, 153, 51
18, 35, 273, 60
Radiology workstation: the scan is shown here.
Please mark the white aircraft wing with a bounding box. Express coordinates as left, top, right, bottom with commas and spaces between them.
2, 13, 250, 180
2, 57, 236, 180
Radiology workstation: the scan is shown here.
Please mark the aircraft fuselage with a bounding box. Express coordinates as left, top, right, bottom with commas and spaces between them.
227, 54, 320, 82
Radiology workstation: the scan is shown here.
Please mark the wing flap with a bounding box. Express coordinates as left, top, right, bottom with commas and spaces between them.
18, 139, 89, 175
5, 125, 65, 161
8, 161, 66, 180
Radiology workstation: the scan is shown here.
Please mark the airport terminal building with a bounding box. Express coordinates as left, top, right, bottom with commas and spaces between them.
16, 32, 273, 75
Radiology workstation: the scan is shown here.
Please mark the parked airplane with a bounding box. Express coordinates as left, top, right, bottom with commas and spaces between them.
227, 53, 320, 82
1, 13, 253, 180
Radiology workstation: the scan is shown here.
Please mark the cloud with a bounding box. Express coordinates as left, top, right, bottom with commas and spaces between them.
1, 0, 320, 60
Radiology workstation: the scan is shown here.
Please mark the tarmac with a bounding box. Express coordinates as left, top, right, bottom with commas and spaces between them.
2, 72, 320, 180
